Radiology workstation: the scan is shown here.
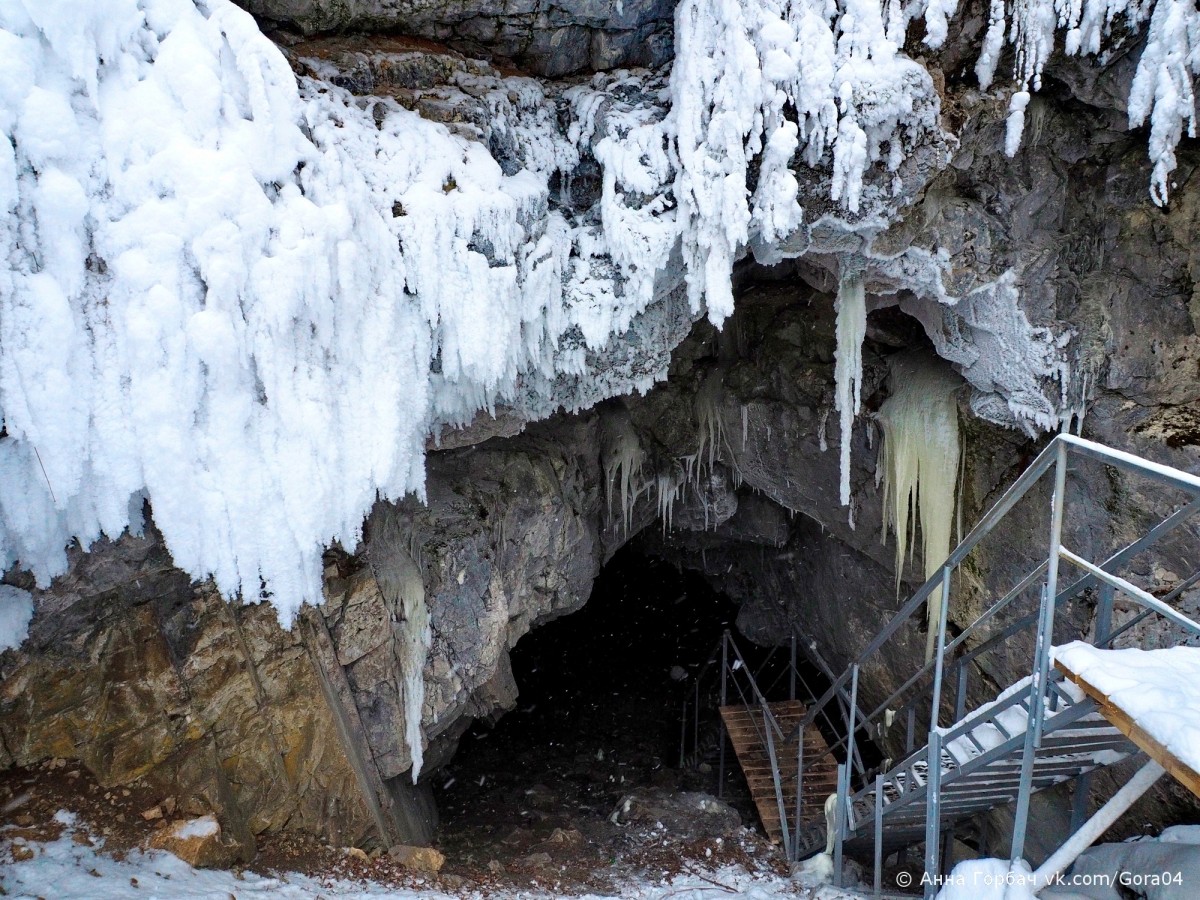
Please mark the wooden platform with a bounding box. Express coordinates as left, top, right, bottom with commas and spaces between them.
1056, 658, 1200, 799
720, 700, 839, 843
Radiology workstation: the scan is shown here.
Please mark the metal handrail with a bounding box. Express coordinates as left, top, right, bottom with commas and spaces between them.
790, 433, 1200, 878
1099, 568, 1200, 647
796, 435, 1200, 739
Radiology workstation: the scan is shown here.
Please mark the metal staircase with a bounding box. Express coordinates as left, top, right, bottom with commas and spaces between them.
701, 434, 1200, 898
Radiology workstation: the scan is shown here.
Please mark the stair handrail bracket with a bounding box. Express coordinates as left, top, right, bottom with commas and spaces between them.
791, 432, 1200, 889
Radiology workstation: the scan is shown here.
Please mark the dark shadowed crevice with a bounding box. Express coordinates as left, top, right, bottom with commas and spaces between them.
432, 540, 847, 876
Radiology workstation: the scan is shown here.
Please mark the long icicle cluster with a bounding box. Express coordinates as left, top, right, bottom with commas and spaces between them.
876, 352, 963, 659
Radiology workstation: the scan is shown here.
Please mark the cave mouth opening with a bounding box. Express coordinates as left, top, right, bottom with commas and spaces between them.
433, 541, 837, 866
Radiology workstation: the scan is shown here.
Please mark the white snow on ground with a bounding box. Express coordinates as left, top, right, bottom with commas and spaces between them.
1054, 642, 1200, 777
2, 0, 1200, 627
0, 824, 838, 900
935, 858, 1039, 900
939, 827, 1200, 899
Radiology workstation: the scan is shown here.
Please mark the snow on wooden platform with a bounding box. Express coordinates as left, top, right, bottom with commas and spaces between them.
1054, 640, 1200, 797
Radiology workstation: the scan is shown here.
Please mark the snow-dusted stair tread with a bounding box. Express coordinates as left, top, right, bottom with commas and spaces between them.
1055, 642, 1200, 798
794, 669, 1139, 858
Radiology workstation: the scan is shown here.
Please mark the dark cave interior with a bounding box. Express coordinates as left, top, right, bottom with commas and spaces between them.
433, 541, 845, 856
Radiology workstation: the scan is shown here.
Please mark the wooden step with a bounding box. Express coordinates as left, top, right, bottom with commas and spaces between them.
720, 701, 839, 843
1056, 657, 1200, 798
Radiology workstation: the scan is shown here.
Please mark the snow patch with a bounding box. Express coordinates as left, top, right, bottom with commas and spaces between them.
0, 584, 34, 652
935, 858, 1037, 900
1054, 641, 1200, 777
1, 826, 818, 899
173, 815, 219, 839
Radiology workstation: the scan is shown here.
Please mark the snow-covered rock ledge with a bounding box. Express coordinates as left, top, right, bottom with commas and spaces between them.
3, 0, 1199, 621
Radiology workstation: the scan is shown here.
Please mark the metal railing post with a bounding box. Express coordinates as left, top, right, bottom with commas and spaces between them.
1033, 441, 1069, 746
1095, 583, 1115, 645
930, 566, 952, 731
1011, 585, 1048, 863
834, 762, 848, 887
1069, 771, 1092, 836
720, 630, 729, 706
679, 698, 688, 768
1013, 440, 1069, 862
763, 708, 791, 854
924, 730, 942, 900
790, 633, 797, 701
954, 660, 969, 723
718, 631, 728, 798
845, 665, 860, 778
873, 772, 884, 897
717, 721, 726, 800
793, 727, 805, 860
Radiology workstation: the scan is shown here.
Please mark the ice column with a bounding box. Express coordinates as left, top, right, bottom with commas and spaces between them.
876, 352, 962, 656
834, 275, 867, 507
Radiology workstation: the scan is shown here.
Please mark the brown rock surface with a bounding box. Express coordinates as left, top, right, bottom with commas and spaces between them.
148, 815, 237, 869
387, 843, 446, 873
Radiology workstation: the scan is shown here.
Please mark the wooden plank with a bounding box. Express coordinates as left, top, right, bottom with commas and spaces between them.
719, 700, 839, 842
1056, 659, 1200, 799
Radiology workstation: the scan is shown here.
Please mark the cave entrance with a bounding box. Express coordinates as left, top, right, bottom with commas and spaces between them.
433, 542, 836, 880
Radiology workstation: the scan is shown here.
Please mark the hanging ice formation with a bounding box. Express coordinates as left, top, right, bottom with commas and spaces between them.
656, 472, 685, 534
671, 0, 939, 323
368, 511, 431, 782
601, 409, 646, 534
694, 371, 728, 477
876, 352, 962, 659
397, 580, 430, 782
390, 556, 431, 784
971, 0, 1200, 205
2, 0, 1197, 627
834, 275, 867, 510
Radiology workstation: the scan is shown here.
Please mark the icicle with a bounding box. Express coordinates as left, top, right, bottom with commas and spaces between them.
368, 522, 431, 784
876, 352, 962, 661
834, 274, 867, 507
681, 453, 699, 485
601, 409, 646, 534
656, 472, 683, 535
694, 371, 727, 481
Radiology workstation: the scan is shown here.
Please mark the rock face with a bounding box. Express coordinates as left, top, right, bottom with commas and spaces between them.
0, 527, 375, 852
0, 417, 612, 851
3, 0, 1200, 864
240, 0, 675, 76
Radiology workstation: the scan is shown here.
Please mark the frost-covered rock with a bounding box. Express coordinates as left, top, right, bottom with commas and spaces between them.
6, 0, 1194, 625
147, 815, 246, 869
0, 1, 686, 620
